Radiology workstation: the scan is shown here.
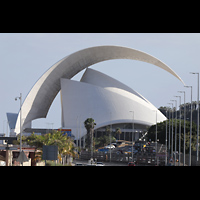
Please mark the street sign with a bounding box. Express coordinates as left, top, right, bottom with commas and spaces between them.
58, 129, 72, 137
0, 137, 17, 144
169, 157, 174, 163
0, 146, 18, 150
42, 145, 58, 160
16, 150, 29, 163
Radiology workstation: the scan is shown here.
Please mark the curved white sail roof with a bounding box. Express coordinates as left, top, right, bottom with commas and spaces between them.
15, 45, 184, 134
61, 69, 166, 139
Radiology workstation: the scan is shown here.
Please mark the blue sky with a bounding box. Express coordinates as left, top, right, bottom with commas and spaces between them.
1, 33, 200, 133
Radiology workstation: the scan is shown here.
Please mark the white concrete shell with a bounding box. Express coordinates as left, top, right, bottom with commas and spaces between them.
61, 68, 167, 139
15, 45, 185, 134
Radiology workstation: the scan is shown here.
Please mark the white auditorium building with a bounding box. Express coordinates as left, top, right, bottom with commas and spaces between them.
7, 45, 184, 142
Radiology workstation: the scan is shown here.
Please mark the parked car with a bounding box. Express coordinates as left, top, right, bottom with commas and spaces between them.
116, 150, 123, 154
104, 144, 115, 149
98, 148, 109, 152
96, 162, 104, 166
128, 162, 136, 166
75, 163, 84, 166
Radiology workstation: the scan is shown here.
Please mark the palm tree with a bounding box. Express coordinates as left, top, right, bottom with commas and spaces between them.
115, 127, 122, 140
62, 137, 77, 165
21, 130, 76, 165
84, 118, 96, 157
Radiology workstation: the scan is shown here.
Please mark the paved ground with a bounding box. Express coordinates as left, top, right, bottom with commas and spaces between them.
74, 159, 128, 166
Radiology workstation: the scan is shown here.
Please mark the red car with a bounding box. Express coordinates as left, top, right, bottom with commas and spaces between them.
128, 162, 136, 166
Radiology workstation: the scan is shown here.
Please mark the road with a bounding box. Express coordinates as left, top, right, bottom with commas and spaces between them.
73, 159, 128, 166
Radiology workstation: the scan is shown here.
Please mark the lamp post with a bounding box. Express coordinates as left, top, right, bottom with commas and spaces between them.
168, 102, 174, 164
175, 95, 181, 166
165, 109, 168, 166
184, 85, 192, 166
190, 72, 199, 162
110, 112, 112, 162
15, 93, 22, 153
15, 93, 23, 166
152, 110, 158, 165
129, 111, 134, 161
168, 103, 173, 161
178, 91, 186, 166
171, 100, 177, 166
167, 103, 172, 160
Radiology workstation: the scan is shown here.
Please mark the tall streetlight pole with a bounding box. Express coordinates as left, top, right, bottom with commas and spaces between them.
167, 103, 172, 160
190, 72, 199, 162
15, 93, 22, 153
165, 109, 168, 166
185, 85, 193, 166
110, 112, 112, 162
156, 110, 158, 165
129, 111, 134, 161
175, 95, 181, 166
152, 110, 158, 165
178, 91, 186, 166
168, 102, 174, 164
171, 99, 177, 166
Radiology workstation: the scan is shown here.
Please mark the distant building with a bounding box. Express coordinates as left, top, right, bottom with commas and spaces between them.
61, 68, 166, 141
0, 134, 5, 144
8, 46, 184, 140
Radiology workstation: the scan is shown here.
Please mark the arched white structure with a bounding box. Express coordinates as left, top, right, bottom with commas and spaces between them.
61, 68, 166, 139
15, 45, 185, 134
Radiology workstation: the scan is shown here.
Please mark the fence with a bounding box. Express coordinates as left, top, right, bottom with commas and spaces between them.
79, 151, 164, 165
80, 149, 200, 166
180, 151, 200, 166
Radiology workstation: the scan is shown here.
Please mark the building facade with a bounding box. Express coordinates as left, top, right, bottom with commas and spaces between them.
9, 46, 184, 138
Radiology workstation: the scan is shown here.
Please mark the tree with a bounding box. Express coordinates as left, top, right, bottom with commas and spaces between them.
94, 135, 116, 149
147, 119, 198, 154
115, 127, 122, 140
84, 118, 96, 154
158, 103, 200, 125
14, 130, 76, 165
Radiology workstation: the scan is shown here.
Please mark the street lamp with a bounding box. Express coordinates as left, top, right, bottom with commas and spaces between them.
129, 111, 134, 161
184, 85, 192, 166
178, 91, 186, 166
156, 110, 158, 166
110, 112, 112, 162
171, 99, 177, 166
15, 93, 22, 153
165, 109, 168, 166
167, 103, 172, 160
152, 110, 158, 165
190, 72, 199, 162
168, 102, 174, 164
175, 95, 181, 166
